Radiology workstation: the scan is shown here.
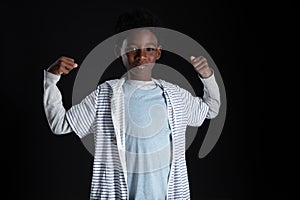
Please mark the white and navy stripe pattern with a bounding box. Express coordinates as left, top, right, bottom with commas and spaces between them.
66, 77, 209, 200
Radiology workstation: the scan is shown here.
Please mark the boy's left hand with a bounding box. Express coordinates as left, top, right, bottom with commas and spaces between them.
190, 56, 212, 78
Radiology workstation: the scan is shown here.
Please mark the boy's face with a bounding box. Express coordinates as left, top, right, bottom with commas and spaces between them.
119, 29, 161, 74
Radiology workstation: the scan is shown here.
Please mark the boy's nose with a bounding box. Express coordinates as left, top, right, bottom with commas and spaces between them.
135, 49, 147, 60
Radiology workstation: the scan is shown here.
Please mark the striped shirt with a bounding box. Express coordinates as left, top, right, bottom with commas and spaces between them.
43, 70, 220, 200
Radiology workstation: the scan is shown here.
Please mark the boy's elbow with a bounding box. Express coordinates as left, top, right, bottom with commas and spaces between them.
206, 102, 221, 119
50, 123, 72, 135
47, 116, 72, 135
206, 110, 219, 119
51, 126, 64, 135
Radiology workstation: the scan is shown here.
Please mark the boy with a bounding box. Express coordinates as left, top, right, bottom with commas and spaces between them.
44, 8, 220, 200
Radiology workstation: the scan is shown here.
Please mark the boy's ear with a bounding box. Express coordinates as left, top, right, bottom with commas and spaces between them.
114, 45, 121, 58
156, 45, 162, 60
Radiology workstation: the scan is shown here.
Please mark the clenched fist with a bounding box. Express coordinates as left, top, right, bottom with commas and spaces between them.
190, 56, 212, 78
47, 56, 78, 75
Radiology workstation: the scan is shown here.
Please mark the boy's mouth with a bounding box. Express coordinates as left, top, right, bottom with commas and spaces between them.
133, 63, 148, 69
136, 65, 146, 69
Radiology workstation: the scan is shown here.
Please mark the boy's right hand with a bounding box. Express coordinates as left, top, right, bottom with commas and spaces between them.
47, 56, 78, 75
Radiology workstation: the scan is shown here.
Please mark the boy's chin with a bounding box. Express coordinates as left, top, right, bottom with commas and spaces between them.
127, 65, 153, 71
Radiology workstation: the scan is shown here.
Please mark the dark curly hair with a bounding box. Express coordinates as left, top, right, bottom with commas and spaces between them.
114, 8, 163, 34
114, 8, 163, 47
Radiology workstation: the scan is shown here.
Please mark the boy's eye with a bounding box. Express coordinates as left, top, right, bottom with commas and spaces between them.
125, 47, 156, 54
146, 48, 155, 52
126, 47, 138, 52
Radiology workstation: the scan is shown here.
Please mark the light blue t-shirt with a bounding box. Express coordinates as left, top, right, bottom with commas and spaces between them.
123, 80, 172, 200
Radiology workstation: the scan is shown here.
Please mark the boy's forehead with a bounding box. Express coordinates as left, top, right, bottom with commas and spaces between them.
123, 29, 158, 45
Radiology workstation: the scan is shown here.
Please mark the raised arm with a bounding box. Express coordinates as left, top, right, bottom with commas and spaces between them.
190, 56, 220, 119
43, 56, 78, 134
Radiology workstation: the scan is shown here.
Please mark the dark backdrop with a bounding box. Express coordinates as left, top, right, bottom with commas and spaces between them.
2, 1, 272, 199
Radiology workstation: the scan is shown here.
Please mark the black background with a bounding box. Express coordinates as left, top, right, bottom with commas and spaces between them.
2, 0, 276, 199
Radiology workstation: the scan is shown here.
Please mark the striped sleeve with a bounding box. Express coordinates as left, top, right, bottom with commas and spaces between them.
179, 86, 209, 127
66, 86, 100, 138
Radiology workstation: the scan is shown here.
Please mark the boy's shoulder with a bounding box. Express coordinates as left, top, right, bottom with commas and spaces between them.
99, 78, 121, 87
154, 78, 193, 96
154, 78, 183, 90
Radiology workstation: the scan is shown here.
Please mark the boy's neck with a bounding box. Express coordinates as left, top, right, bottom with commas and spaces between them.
126, 72, 152, 81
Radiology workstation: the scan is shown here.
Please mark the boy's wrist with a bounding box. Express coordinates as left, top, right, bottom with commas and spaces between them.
44, 69, 61, 82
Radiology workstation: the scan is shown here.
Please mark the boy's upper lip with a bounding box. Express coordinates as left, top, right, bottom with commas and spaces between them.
133, 62, 149, 67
